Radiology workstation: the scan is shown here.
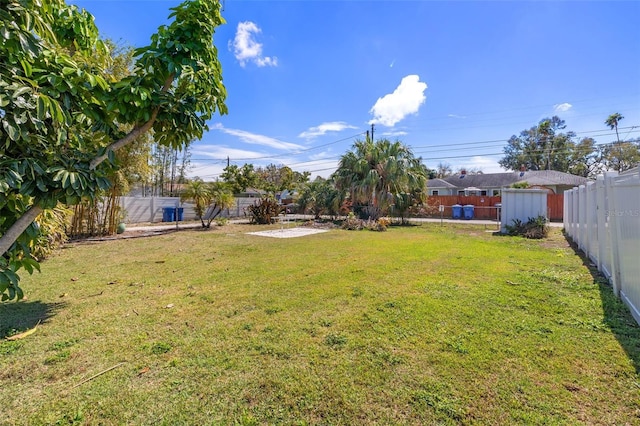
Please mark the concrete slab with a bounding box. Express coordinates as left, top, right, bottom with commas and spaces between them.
247, 228, 328, 239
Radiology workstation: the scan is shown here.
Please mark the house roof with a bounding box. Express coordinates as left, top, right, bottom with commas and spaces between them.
426, 178, 458, 189
427, 170, 588, 189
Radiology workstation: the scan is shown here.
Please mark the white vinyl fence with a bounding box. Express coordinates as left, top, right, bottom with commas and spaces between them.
564, 168, 640, 324
119, 196, 262, 223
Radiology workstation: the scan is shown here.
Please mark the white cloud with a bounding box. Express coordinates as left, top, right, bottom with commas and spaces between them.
230, 21, 278, 68
448, 114, 467, 119
458, 156, 503, 174
192, 145, 268, 160
212, 123, 303, 151
298, 121, 358, 139
380, 130, 408, 137
554, 103, 572, 113
369, 75, 427, 127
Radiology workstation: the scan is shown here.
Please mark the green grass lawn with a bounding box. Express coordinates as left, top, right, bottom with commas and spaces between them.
1, 223, 639, 425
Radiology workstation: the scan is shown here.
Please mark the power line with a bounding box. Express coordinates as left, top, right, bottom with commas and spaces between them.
188, 126, 639, 178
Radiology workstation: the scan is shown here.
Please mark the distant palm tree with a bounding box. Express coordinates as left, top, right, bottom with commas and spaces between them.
180, 180, 212, 228
205, 182, 234, 226
333, 138, 429, 220
605, 113, 624, 143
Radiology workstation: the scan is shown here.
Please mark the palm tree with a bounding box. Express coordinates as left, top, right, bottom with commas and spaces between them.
298, 178, 345, 220
333, 138, 429, 220
180, 180, 212, 228
205, 182, 235, 227
605, 113, 624, 143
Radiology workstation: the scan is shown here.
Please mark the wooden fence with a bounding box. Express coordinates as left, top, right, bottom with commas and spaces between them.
424, 194, 564, 221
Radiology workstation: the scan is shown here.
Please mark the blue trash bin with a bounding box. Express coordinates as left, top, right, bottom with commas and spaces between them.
176, 207, 184, 221
463, 204, 474, 220
452, 204, 463, 219
162, 207, 175, 222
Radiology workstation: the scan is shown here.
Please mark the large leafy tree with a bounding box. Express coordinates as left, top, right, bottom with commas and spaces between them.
221, 164, 259, 195
601, 138, 640, 173
332, 138, 429, 220
568, 137, 603, 178
254, 164, 310, 195
0, 0, 227, 299
499, 116, 590, 173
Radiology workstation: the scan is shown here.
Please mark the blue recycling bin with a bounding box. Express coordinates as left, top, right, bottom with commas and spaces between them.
176, 207, 184, 221
452, 204, 463, 219
463, 204, 475, 220
162, 207, 175, 222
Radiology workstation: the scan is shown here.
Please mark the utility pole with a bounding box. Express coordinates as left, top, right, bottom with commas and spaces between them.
371, 124, 375, 142
227, 156, 230, 169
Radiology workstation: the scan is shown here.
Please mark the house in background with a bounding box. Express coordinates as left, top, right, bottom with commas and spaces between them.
427, 170, 589, 196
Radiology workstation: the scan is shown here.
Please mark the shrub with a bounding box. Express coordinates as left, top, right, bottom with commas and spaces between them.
505, 215, 549, 239
247, 197, 282, 224
341, 213, 363, 230
341, 213, 388, 231
364, 219, 388, 232
215, 217, 229, 226
32, 204, 73, 260
511, 181, 529, 189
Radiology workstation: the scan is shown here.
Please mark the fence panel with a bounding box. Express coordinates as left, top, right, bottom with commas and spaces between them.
547, 194, 564, 221
564, 168, 640, 325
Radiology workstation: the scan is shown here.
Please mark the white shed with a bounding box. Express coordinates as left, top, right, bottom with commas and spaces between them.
500, 189, 548, 233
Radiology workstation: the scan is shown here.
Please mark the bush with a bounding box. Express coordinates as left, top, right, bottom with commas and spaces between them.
32, 204, 73, 260
341, 213, 388, 231
341, 213, 363, 230
247, 197, 282, 224
215, 217, 229, 226
505, 215, 549, 239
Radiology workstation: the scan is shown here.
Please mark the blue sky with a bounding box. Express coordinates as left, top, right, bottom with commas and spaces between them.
72, 0, 640, 179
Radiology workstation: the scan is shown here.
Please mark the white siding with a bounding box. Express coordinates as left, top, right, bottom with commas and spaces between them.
500, 189, 548, 233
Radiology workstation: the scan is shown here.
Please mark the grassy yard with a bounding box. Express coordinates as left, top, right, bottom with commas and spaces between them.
1, 223, 639, 425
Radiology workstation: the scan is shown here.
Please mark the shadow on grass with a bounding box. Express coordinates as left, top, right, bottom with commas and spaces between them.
563, 232, 640, 373
0, 300, 66, 338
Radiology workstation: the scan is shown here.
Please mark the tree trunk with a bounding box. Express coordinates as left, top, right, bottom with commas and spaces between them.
0, 75, 176, 258
0, 204, 43, 256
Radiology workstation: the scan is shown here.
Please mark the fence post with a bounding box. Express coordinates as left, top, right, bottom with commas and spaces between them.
571, 187, 580, 245
562, 190, 571, 236
605, 172, 622, 297
577, 185, 586, 252
595, 176, 607, 274
586, 182, 597, 262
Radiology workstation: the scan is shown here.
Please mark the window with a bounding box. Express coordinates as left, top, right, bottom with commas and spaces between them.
458, 190, 465, 195
432, 190, 439, 195
492, 189, 500, 196
480, 190, 487, 196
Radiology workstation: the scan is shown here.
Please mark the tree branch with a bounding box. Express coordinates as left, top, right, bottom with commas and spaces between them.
2, 75, 176, 259
0, 203, 43, 258
89, 74, 175, 170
